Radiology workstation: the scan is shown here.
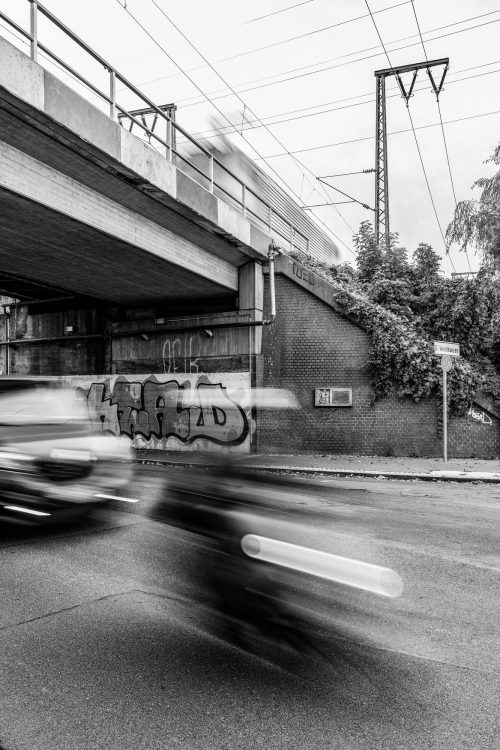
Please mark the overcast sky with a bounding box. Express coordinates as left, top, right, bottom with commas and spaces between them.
1, 0, 499, 274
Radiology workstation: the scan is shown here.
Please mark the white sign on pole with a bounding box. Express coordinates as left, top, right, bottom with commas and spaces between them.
440, 355, 453, 372
433, 345, 459, 463
434, 341, 460, 357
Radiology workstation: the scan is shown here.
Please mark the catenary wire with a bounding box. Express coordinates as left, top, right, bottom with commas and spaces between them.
91, 9, 500, 116
146, 0, 358, 250
116, 0, 353, 255
318, 179, 374, 211
99, 5, 500, 110
185, 64, 500, 141
240, 1, 315, 25
256, 108, 500, 158
211, 5, 499, 69
364, 0, 456, 272
411, 1, 473, 271
141, 4, 498, 94
147, 1, 342, 214
166, 12, 500, 110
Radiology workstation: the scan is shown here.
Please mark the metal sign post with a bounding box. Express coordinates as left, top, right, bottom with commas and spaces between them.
440, 355, 453, 462
434, 343, 460, 463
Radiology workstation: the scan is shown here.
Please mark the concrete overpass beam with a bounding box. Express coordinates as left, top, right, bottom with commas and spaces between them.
0, 140, 238, 295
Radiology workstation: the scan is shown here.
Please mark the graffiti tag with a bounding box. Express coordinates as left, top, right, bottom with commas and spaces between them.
162, 334, 202, 374
468, 407, 493, 426
79, 376, 249, 446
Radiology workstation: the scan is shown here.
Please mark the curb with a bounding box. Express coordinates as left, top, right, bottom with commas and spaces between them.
133, 458, 500, 483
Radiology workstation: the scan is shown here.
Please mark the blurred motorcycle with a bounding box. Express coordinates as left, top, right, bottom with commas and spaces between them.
160, 456, 403, 657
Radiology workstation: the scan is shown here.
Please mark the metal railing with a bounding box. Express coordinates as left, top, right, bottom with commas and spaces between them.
0, 0, 309, 255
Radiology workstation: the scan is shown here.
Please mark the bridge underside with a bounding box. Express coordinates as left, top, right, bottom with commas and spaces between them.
0, 187, 235, 305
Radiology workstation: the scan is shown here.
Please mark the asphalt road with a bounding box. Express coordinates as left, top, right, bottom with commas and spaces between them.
0, 465, 499, 750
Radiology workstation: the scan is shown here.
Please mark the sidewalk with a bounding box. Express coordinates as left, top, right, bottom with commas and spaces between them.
134, 450, 500, 483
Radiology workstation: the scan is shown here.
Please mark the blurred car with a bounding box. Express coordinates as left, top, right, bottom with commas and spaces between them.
0, 377, 133, 525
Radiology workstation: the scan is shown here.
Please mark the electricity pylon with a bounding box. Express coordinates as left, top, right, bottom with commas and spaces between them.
374, 58, 449, 249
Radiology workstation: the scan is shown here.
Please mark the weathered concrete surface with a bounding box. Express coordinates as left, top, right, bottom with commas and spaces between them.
0, 34, 271, 305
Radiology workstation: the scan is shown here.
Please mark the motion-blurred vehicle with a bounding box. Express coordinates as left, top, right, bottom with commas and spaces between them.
153, 388, 403, 658
0, 377, 133, 525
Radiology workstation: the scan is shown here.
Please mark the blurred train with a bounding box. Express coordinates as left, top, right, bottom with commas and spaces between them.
176, 125, 340, 265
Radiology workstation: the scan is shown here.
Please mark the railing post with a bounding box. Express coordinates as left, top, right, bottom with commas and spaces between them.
166, 118, 172, 161
109, 70, 116, 120
208, 154, 214, 193
30, 0, 38, 62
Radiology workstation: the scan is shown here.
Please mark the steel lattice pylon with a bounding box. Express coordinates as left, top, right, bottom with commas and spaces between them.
375, 74, 389, 250
374, 58, 449, 250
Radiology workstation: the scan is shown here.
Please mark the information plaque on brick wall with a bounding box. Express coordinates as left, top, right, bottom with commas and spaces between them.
314, 388, 352, 407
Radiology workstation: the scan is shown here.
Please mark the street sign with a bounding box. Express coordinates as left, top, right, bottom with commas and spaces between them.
440, 355, 453, 372
433, 344, 459, 463
434, 341, 460, 357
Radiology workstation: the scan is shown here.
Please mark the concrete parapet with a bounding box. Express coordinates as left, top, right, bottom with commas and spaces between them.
0, 36, 43, 110
119, 128, 176, 196
0, 34, 271, 263
44, 70, 120, 159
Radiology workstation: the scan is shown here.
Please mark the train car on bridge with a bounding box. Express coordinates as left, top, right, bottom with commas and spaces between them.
179, 130, 340, 266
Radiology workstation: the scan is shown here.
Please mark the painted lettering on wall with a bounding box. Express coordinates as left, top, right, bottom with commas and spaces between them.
78, 375, 249, 446
292, 262, 315, 286
468, 406, 493, 426
162, 334, 203, 374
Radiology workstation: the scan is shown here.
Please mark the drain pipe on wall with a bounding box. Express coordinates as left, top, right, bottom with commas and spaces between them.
264, 240, 282, 326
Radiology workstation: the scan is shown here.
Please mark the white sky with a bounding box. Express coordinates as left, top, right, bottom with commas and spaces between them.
1, 0, 499, 274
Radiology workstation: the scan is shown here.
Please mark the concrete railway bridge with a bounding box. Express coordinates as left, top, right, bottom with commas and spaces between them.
0, 4, 339, 453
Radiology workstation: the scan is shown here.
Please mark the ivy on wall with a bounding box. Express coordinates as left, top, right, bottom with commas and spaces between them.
289, 250, 484, 415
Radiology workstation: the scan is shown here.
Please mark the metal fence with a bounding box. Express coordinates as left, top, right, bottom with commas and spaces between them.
0, 0, 309, 255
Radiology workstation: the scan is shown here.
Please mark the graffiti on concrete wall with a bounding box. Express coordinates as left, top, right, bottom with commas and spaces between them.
468, 406, 493, 426
162, 334, 202, 374
74, 374, 250, 448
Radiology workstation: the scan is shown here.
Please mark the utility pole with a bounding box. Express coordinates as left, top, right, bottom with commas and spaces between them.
374, 58, 449, 249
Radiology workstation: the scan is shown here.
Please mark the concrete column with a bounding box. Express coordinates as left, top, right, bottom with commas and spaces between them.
238, 261, 263, 357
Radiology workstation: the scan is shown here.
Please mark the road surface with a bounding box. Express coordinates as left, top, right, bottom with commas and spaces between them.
0, 465, 499, 749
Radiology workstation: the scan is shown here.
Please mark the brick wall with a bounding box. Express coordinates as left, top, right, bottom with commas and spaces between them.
258, 271, 500, 458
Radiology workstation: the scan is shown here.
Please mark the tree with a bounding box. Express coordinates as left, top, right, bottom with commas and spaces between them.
353, 220, 382, 283
419, 275, 493, 360
353, 222, 414, 318
412, 243, 441, 286
446, 143, 500, 264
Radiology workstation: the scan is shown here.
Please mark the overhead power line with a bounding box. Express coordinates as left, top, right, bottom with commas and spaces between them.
144, 0, 354, 253
256, 108, 500, 159
319, 170, 375, 177
318, 178, 374, 211
184, 63, 500, 142
410, 1, 473, 272
240, 1, 315, 25
217, 1, 413, 64
214, 6, 500, 70
303, 201, 355, 208
117, 0, 353, 255
169, 12, 500, 110
104, 7, 500, 110
116, 3, 302, 200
